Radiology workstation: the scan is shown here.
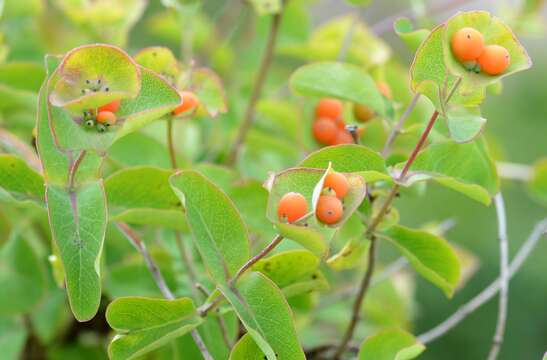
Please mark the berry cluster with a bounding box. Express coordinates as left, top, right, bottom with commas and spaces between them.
312, 98, 354, 146
451, 27, 510, 75
277, 171, 350, 226
83, 100, 120, 133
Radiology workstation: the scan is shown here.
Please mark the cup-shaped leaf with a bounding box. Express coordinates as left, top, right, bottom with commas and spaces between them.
299, 144, 389, 182
443, 11, 532, 88
410, 25, 485, 111
106, 297, 203, 360
266, 167, 367, 256
48, 65, 181, 153
289, 62, 385, 115
49, 44, 140, 112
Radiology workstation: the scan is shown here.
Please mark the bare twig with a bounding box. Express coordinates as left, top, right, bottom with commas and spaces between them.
166, 118, 178, 169
488, 193, 510, 360
418, 219, 547, 344
381, 93, 421, 157
225, 7, 284, 165
497, 162, 533, 182
231, 234, 284, 284
116, 222, 214, 360
333, 237, 377, 359
337, 12, 360, 62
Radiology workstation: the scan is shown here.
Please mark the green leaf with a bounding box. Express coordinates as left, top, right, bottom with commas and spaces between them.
358, 328, 425, 360
50, 65, 181, 153
327, 237, 370, 271
0, 316, 27, 360
0, 62, 44, 111
169, 170, 250, 284
443, 11, 532, 89
46, 181, 107, 321
299, 144, 389, 182
134, 46, 181, 80
444, 106, 486, 143
289, 62, 384, 114
49, 44, 140, 111
404, 138, 499, 205
229, 333, 263, 360
0, 154, 44, 202
252, 250, 328, 297
383, 225, 461, 297
0, 232, 47, 315
248, 0, 281, 15
394, 17, 430, 52
221, 272, 305, 360
190, 68, 227, 117
105, 167, 180, 212
266, 168, 367, 256
410, 25, 484, 111
106, 297, 203, 360
528, 157, 547, 206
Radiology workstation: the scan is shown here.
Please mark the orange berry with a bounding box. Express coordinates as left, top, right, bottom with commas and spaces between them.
315, 98, 343, 120
312, 118, 338, 145
334, 130, 354, 145
478, 45, 510, 75
353, 103, 375, 122
96, 111, 117, 126
173, 91, 199, 116
277, 192, 308, 223
376, 81, 392, 99
98, 99, 121, 113
316, 195, 343, 225
451, 27, 484, 62
323, 171, 349, 199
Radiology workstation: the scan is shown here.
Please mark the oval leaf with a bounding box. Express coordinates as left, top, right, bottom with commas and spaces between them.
383, 225, 461, 298
358, 328, 425, 360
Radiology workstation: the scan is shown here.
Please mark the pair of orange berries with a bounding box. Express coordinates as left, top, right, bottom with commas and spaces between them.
312, 99, 355, 145
277, 171, 349, 225
451, 27, 510, 75
96, 100, 120, 126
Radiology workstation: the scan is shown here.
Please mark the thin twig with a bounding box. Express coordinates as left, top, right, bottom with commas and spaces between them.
488, 193, 510, 360
418, 219, 547, 344
231, 234, 284, 284
333, 237, 377, 359
225, 7, 284, 165
337, 12, 360, 62
496, 162, 533, 182
167, 118, 178, 169
116, 222, 214, 360
381, 93, 421, 157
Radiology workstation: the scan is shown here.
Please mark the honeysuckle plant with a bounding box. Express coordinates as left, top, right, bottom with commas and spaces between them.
0, 1, 546, 360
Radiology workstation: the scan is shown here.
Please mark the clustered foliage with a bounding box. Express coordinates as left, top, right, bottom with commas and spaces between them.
0, 1, 546, 360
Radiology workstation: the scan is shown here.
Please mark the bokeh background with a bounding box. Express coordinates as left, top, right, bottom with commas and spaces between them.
0, 0, 545, 359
